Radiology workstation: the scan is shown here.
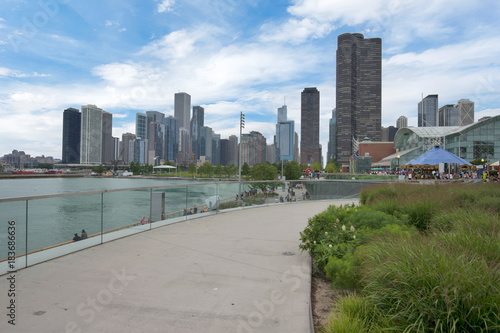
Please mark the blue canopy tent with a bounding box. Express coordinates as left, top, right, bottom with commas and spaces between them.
405, 144, 472, 167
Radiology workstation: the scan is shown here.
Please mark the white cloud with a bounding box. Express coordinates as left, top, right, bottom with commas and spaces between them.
259, 18, 334, 44
0, 67, 50, 78
138, 30, 198, 60
157, 0, 174, 13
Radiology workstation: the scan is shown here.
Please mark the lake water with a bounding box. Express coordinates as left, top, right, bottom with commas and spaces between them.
0, 177, 243, 260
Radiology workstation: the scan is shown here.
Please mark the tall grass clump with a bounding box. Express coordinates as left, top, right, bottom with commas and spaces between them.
314, 183, 500, 333
361, 228, 499, 332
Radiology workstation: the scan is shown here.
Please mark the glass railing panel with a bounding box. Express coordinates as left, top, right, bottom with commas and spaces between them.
186, 183, 218, 215
216, 182, 239, 211
25, 193, 102, 267
0, 200, 27, 275
102, 189, 152, 242
163, 186, 189, 221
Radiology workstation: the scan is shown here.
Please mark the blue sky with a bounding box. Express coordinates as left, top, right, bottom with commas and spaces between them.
1, 0, 500, 160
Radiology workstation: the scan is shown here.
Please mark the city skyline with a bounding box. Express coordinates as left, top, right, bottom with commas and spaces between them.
1, 1, 500, 160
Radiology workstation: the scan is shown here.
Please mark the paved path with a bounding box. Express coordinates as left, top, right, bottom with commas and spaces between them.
1, 199, 358, 333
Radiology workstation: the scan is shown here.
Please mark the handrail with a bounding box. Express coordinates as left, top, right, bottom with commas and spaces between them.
0, 195, 236, 263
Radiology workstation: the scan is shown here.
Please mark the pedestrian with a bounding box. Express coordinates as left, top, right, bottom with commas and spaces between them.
141, 216, 146, 224
73, 233, 81, 241
81, 229, 88, 239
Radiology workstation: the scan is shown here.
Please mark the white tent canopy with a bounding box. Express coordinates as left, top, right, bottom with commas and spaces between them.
153, 165, 176, 169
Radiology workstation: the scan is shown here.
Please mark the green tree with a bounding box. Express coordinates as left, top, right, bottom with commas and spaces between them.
241, 162, 250, 176
214, 163, 223, 178
199, 161, 213, 177
249, 162, 280, 192
311, 161, 322, 171
224, 164, 237, 178
93, 165, 106, 175
325, 158, 342, 173
284, 160, 302, 180
188, 162, 197, 177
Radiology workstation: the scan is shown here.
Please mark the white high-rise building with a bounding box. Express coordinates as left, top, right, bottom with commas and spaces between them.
80, 105, 113, 165
174, 92, 191, 131
456, 99, 474, 126
396, 116, 408, 128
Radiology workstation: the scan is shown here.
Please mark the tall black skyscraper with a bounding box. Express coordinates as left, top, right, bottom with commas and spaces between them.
300, 87, 321, 165
62, 107, 81, 164
190, 106, 204, 159
336, 33, 381, 163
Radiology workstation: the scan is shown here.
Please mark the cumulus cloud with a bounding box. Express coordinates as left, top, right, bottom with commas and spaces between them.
157, 0, 174, 13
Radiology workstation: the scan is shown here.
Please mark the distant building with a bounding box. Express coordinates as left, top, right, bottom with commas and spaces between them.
80, 105, 113, 165
191, 106, 204, 160
135, 112, 147, 139
327, 108, 336, 161
121, 133, 136, 163
336, 33, 382, 163
164, 116, 178, 164
174, 92, 191, 131
418, 94, 438, 127
62, 107, 81, 164
396, 116, 408, 129
220, 139, 229, 166
241, 131, 266, 167
266, 144, 276, 164
455, 99, 474, 126
381, 126, 398, 142
438, 104, 457, 126
300, 87, 321, 165
228, 135, 238, 165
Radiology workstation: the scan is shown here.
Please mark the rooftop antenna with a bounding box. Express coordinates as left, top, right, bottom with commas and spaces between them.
284, 96, 286, 106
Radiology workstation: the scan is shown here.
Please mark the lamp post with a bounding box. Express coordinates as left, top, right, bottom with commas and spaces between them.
238, 112, 245, 200
397, 155, 400, 174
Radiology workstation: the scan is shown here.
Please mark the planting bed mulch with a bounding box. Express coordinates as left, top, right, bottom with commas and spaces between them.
311, 274, 355, 330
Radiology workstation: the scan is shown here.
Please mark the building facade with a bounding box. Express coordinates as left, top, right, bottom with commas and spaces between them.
336, 33, 382, 163
135, 113, 147, 139
121, 133, 136, 163
174, 92, 191, 131
228, 135, 238, 166
190, 106, 204, 160
418, 94, 438, 127
327, 108, 336, 161
396, 116, 408, 129
164, 116, 178, 164
300, 87, 321, 165
80, 105, 113, 165
62, 107, 81, 164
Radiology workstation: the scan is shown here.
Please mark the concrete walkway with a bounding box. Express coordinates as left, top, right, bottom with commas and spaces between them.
1, 199, 358, 333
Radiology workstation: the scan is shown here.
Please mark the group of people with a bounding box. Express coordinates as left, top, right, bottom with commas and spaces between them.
72, 229, 87, 241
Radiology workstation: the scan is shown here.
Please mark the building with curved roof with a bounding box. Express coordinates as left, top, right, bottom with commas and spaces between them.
390, 115, 500, 168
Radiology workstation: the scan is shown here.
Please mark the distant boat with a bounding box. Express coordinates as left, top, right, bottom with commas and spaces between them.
45, 170, 63, 174
12, 170, 35, 174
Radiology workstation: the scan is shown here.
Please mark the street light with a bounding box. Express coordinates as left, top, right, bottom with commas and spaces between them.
238, 112, 245, 200
397, 155, 400, 174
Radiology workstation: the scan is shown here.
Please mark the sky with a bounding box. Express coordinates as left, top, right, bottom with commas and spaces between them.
1, 0, 500, 161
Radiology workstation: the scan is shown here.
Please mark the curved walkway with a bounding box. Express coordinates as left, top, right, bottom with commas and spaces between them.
0, 199, 358, 333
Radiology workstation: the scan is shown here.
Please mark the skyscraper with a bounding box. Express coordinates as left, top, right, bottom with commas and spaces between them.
190, 106, 204, 160
62, 107, 81, 164
135, 113, 147, 139
300, 87, 321, 165
80, 105, 113, 165
418, 94, 438, 127
164, 116, 178, 163
275, 104, 295, 162
174, 92, 191, 131
396, 116, 408, 128
327, 108, 336, 161
336, 33, 382, 163
228, 135, 238, 165
121, 133, 136, 163
456, 99, 474, 126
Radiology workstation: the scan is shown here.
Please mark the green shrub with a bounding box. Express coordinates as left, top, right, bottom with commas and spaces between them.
347, 208, 402, 230
325, 252, 360, 290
